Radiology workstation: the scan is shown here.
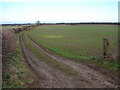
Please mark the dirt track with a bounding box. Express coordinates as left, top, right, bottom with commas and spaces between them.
20, 34, 119, 88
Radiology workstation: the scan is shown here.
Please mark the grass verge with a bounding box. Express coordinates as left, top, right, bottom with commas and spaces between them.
3, 33, 35, 88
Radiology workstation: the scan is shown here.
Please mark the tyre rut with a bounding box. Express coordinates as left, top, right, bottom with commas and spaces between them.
20, 34, 92, 88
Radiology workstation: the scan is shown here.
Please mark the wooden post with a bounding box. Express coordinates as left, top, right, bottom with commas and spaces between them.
103, 37, 109, 60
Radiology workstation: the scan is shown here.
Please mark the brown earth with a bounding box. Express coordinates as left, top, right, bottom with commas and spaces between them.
20, 33, 119, 88
2, 30, 16, 79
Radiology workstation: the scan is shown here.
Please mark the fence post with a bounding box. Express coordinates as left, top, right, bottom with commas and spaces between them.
103, 37, 109, 60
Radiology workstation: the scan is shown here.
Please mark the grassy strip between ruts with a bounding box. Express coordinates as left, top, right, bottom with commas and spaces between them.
3, 32, 35, 88
22, 31, 79, 77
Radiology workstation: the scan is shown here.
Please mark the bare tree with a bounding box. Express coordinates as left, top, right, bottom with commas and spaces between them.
36, 21, 41, 26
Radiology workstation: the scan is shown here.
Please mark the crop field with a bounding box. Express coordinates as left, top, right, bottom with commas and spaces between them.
29, 25, 118, 61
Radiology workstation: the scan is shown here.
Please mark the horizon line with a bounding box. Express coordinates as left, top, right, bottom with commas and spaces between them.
0, 22, 120, 25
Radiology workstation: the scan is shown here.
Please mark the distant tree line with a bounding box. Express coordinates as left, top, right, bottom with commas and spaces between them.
42, 22, 120, 25
1, 22, 120, 26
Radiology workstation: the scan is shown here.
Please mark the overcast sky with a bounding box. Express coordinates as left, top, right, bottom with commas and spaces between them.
0, 0, 119, 24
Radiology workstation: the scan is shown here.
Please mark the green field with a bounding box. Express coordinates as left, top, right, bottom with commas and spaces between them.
29, 25, 118, 61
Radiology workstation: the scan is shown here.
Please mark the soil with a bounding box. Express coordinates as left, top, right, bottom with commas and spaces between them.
20, 34, 119, 88
2, 31, 16, 80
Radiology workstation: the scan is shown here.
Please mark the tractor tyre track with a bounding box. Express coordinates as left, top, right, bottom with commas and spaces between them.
20, 34, 93, 88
